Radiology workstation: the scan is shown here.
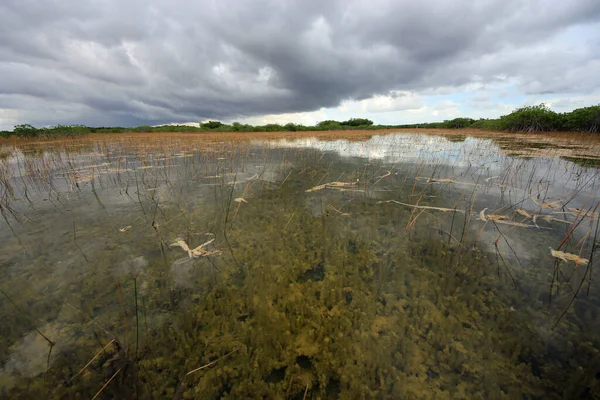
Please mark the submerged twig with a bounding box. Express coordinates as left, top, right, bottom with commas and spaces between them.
73, 221, 89, 263
71, 339, 116, 382
185, 348, 238, 376
283, 211, 296, 231
91, 368, 122, 400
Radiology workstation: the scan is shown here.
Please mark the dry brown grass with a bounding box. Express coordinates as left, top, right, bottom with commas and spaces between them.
4, 128, 600, 160
550, 248, 589, 266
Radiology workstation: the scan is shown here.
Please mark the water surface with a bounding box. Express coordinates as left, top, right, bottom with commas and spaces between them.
1, 132, 599, 399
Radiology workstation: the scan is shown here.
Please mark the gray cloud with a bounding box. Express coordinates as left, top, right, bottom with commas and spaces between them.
1, 0, 599, 128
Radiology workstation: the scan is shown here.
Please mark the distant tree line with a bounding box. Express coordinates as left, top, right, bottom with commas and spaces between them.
405, 104, 600, 133
2, 104, 599, 138
0, 118, 377, 138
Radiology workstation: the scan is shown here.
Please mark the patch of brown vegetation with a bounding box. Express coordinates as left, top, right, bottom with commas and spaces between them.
3, 128, 600, 160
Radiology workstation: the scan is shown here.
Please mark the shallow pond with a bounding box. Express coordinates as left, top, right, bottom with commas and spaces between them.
1, 132, 599, 399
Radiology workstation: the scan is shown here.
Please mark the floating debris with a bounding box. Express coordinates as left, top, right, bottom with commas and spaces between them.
416, 177, 456, 184
516, 209, 541, 228
66, 172, 95, 184
428, 178, 455, 183
416, 176, 479, 186
170, 238, 221, 258
515, 209, 533, 219
170, 238, 190, 253
379, 200, 464, 213
479, 208, 488, 221
480, 208, 540, 228
306, 181, 362, 193
327, 204, 351, 216
478, 209, 506, 222
189, 239, 221, 258
372, 170, 391, 185
542, 215, 571, 224
496, 220, 539, 228
566, 208, 600, 219
234, 197, 248, 204
118, 226, 132, 233
550, 248, 589, 266
531, 198, 561, 209
486, 214, 508, 222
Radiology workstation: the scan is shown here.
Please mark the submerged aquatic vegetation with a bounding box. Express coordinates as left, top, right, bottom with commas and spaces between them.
0, 131, 599, 398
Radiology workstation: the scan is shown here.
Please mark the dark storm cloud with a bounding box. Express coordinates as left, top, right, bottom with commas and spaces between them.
1, 0, 599, 128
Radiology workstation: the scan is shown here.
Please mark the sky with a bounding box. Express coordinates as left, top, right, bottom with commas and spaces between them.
1, 0, 600, 130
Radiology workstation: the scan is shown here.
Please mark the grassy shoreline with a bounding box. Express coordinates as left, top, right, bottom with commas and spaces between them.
2, 127, 600, 141
3, 103, 599, 139
4, 129, 600, 162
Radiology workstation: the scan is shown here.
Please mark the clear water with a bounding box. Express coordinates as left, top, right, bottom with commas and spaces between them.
1, 132, 599, 399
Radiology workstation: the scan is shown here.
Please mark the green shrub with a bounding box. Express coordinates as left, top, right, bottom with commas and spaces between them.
340, 118, 373, 127
13, 124, 40, 137
262, 124, 284, 132
565, 105, 600, 133
316, 120, 343, 130
498, 104, 563, 132
284, 123, 297, 132
132, 125, 153, 133
90, 127, 127, 133
442, 118, 475, 129
470, 119, 502, 130
201, 121, 224, 129
234, 123, 254, 132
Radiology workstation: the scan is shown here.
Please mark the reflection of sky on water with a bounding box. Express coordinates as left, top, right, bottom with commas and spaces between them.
257, 134, 505, 168
257, 134, 599, 291
258, 133, 600, 208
